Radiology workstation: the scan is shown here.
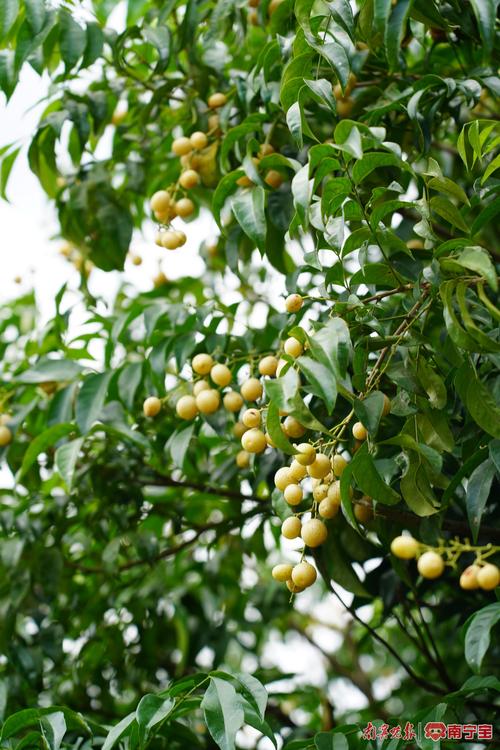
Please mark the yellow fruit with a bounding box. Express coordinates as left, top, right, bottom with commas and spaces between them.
190, 131, 208, 150
258, 355, 279, 377
292, 562, 317, 588
176, 395, 198, 420
0, 425, 12, 447
274, 467, 294, 491
150, 190, 171, 214
272, 563, 293, 582
179, 169, 200, 189
382, 394, 391, 416
223, 390, 244, 412
265, 432, 276, 447
208, 113, 220, 132
242, 408, 261, 428
352, 422, 368, 441
285, 294, 303, 313
284, 483, 303, 506
258, 143, 274, 156
236, 450, 250, 468
307, 453, 331, 479
241, 378, 263, 401
406, 238, 424, 250
172, 136, 192, 156
192, 353, 214, 375
417, 551, 444, 579
318, 499, 339, 519
175, 198, 195, 217
336, 98, 353, 118
327, 482, 344, 504
301, 518, 328, 547
284, 337, 303, 358
193, 380, 210, 397
312, 484, 328, 502
174, 230, 187, 247
161, 230, 181, 250
154, 232, 164, 246
460, 565, 481, 590
153, 272, 168, 287
282, 416, 305, 438
286, 579, 305, 593
295, 443, 316, 466
237, 175, 254, 187
195, 389, 221, 414
332, 454, 348, 476
130, 254, 142, 265
289, 459, 307, 481
241, 428, 267, 453
390, 535, 419, 560
143, 396, 162, 417
208, 92, 227, 108
0, 415, 11, 425
233, 421, 248, 439
477, 563, 500, 590
281, 516, 301, 539
111, 106, 127, 126
210, 363, 232, 387
264, 170, 283, 188
354, 498, 373, 524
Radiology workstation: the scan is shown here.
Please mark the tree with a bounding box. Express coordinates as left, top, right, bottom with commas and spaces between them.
0, 0, 499, 748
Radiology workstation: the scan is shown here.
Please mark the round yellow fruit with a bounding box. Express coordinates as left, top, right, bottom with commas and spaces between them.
282, 416, 305, 438
272, 563, 293, 582
233, 421, 248, 439
236, 450, 250, 468
241, 428, 267, 453
417, 551, 444, 579
242, 408, 261, 428
0, 425, 12, 447
295, 443, 316, 466
264, 170, 283, 189
172, 136, 192, 156
195, 389, 221, 414
161, 230, 181, 250
210, 363, 232, 387
390, 535, 419, 560
179, 169, 200, 189
274, 467, 294, 491
258, 143, 274, 156
190, 131, 208, 149
258, 355, 279, 377
477, 563, 500, 590
223, 390, 244, 412
318, 498, 339, 519
284, 337, 303, 358
285, 293, 303, 313
143, 396, 162, 417
237, 175, 253, 187
193, 380, 210, 396
281, 516, 301, 539
153, 272, 168, 287
289, 459, 307, 481
307, 453, 331, 479
286, 579, 305, 593
382, 394, 391, 416
150, 190, 171, 214
176, 395, 198, 420
291, 562, 317, 588
192, 353, 214, 375
175, 198, 195, 217
208, 92, 227, 108
332, 454, 348, 476
354, 499, 373, 524
327, 481, 341, 503
312, 484, 328, 502
352, 422, 368, 441
174, 230, 187, 246
130, 254, 142, 265
284, 483, 303, 506
301, 518, 328, 547
460, 565, 480, 590
241, 378, 263, 401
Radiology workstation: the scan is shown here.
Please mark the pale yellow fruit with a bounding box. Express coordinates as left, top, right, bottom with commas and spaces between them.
258, 143, 274, 156
172, 136, 192, 156
332, 454, 348, 477
285, 294, 303, 313
264, 170, 283, 189
292, 561, 317, 588
390, 535, 419, 560
354, 499, 373, 524
150, 190, 171, 214
176, 395, 198, 420
327, 481, 341, 503
0, 415, 11, 425
195, 389, 221, 414
318, 498, 339, 519
155, 232, 164, 246
295, 443, 316, 466
175, 198, 195, 217
352, 422, 368, 441
281, 516, 301, 539
233, 421, 248, 439
193, 380, 210, 396
307, 453, 331, 479
161, 230, 181, 250
286, 579, 305, 593
236, 450, 250, 468
179, 169, 200, 189
223, 390, 244, 412
284, 483, 303, 506
153, 272, 168, 287
336, 97, 354, 118
282, 416, 305, 438
190, 131, 208, 150
312, 484, 328, 502
0, 425, 12, 447
477, 563, 500, 590
272, 563, 293, 582
301, 518, 328, 547
460, 565, 481, 590
174, 230, 187, 247
210, 363, 232, 387
265, 432, 276, 448
284, 337, 303, 358
242, 408, 261, 428
143, 396, 162, 417
241, 428, 267, 453
382, 394, 391, 416
192, 353, 214, 375
241, 378, 263, 401
289, 459, 307, 481
274, 467, 294, 491
208, 92, 227, 108
130, 254, 142, 266
236, 175, 254, 187
258, 355, 279, 377
417, 551, 444, 579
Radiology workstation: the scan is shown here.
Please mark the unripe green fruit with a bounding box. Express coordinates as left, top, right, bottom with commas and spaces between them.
193, 380, 210, 396
211, 363, 232, 387
477, 563, 500, 590
460, 565, 480, 590
272, 563, 293, 582
258, 355, 279, 377
352, 421, 368, 441
172, 136, 192, 156
176, 395, 198, 420
284, 337, 303, 358
242, 408, 261, 428
192, 353, 214, 374
291, 561, 317, 588
285, 294, 303, 313
332, 454, 348, 476
318, 498, 339, 519
190, 131, 208, 149
241, 428, 267, 453
281, 516, 301, 539
284, 483, 303, 506
195, 389, 220, 414
390, 535, 419, 560
282, 416, 305, 438
312, 484, 328, 502
417, 551, 444, 579
241, 378, 263, 401
0, 425, 12, 447
295, 443, 316, 466
143, 396, 161, 417
307, 453, 331, 479
223, 390, 244, 412
301, 518, 328, 547
236, 450, 250, 468
289, 459, 307, 481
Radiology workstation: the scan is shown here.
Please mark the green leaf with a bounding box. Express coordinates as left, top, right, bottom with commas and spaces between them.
352, 152, 401, 184
454, 246, 498, 291
0, 0, 19, 41
469, 0, 498, 58
455, 361, 500, 439
201, 677, 244, 750
266, 368, 328, 433
40, 712, 66, 750
55, 438, 84, 490
307, 318, 351, 381
296, 356, 337, 414
481, 152, 500, 184
466, 458, 496, 542
0, 710, 40, 741
17, 423, 75, 480
400, 450, 438, 516
385, 0, 413, 70
286, 101, 303, 148
351, 444, 400, 505
428, 176, 469, 206
76, 371, 113, 434
464, 603, 500, 673
24, 0, 45, 33
168, 423, 195, 469
430, 196, 469, 233
416, 359, 447, 409
0, 146, 21, 200
231, 187, 266, 251
315, 732, 349, 750
265, 400, 296, 455
102, 713, 136, 750
16, 359, 84, 384
59, 11, 86, 70
353, 392, 384, 436
233, 674, 267, 721
135, 694, 174, 733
